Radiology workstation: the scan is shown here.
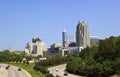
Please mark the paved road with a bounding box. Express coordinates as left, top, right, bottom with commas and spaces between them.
0, 64, 31, 77
48, 64, 81, 77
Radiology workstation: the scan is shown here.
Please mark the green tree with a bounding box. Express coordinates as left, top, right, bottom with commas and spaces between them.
66, 36, 120, 77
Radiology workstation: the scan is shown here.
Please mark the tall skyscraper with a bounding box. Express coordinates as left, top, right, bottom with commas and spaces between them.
76, 21, 90, 49
62, 29, 67, 47
62, 29, 74, 47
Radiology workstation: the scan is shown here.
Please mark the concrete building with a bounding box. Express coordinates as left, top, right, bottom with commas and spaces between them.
47, 43, 78, 56
76, 21, 90, 51
50, 43, 62, 48
25, 37, 47, 57
90, 36, 99, 46
47, 43, 62, 56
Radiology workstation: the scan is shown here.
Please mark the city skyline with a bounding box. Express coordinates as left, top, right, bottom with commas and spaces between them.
0, 0, 120, 50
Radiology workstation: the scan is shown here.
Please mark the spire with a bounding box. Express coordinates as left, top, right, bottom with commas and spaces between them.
63, 28, 66, 32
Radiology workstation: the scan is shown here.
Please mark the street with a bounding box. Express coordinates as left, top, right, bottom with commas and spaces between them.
0, 64, 31, 77
48, 64, 81, 77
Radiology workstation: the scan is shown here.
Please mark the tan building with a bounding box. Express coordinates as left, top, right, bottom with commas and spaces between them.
76, 21, 90, 51
50, 43, 62, 48
25, 37, 47, 57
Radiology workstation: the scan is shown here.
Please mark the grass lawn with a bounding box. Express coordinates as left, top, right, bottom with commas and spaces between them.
5, 62, 45, 77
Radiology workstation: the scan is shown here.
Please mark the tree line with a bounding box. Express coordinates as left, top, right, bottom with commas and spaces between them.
66, 36, 120, 77
0, 50, 24, 62
34, 55, 67, 67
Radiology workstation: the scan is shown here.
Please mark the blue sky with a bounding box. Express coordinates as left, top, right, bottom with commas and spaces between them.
0, 0, 120, 50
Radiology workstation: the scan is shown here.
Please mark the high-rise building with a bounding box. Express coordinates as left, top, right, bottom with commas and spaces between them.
62, 29, 67, 47
62, 29, 74, 47
76, 21, 90, 49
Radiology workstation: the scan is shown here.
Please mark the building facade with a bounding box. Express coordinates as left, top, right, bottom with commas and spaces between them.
90, 36, 99, 46
25, 37, 47, 57
76, 21, 90, 50
47, 43, 62, 56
